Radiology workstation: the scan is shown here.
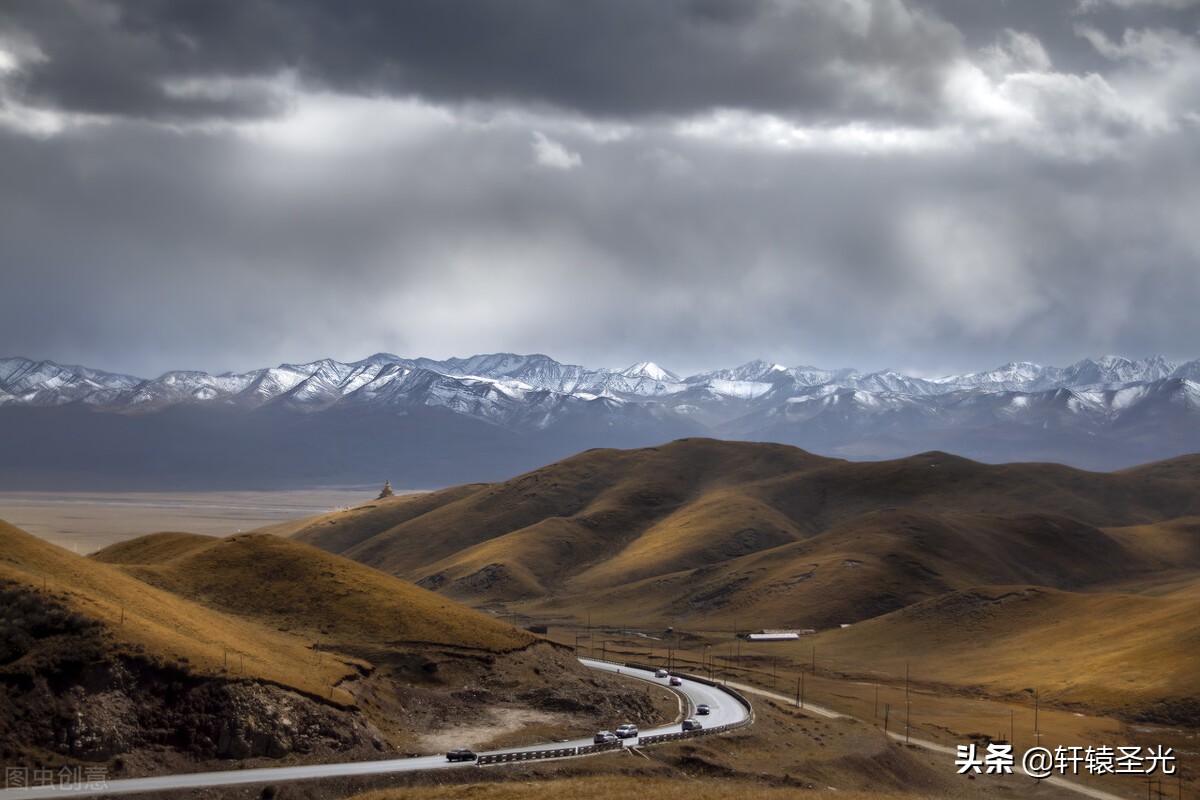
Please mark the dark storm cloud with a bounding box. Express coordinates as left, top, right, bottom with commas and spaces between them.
0, 0, 1197, 378
1, 103, 1197, 378
2, 0, 963, 124
0, 1, 294, 121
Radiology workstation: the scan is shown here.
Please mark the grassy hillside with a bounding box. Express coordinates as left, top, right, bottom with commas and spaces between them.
93, 531, 535, 655
805, 584, 1200, 724
1, 520, 359, 702
515, 508, 1158, 630
278, 438, 1200, 727
5, 519, 668, 773
89, 531, 216, 564
292, 440, 828, 574
285, 439, 1200, 621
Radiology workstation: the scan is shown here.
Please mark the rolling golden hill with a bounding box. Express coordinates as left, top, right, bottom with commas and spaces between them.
804, 584, 1200, 724
91, 530, 535, 655
285, 439, 1200, 625
278, 438, 1200, 725
1, 520, 360, 700
3, 520, 664, 773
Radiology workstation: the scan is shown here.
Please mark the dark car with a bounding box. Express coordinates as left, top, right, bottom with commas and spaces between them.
669, 676, 683, 686
446, 748, 477, 762
682, 718, 703, 731
696, 703, 711, 715
594, 731, 619, 744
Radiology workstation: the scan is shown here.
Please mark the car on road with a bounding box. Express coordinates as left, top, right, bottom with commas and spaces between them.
446, 748, 477, 762
593, 731, 619, 744
681, 718, 703, 731
669, 676, 682, 686
696, 703, 710, 715
654, 668, 669, 678
615, 723, 639, 739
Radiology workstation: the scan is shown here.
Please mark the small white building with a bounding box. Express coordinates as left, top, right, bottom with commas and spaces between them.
746, 632, 800, 642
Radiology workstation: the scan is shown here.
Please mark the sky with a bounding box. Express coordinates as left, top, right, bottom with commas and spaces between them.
1, 0, 1198, 379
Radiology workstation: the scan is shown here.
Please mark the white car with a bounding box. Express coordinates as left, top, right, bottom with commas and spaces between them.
654, 668, 669, 678
615, 723, 639, 739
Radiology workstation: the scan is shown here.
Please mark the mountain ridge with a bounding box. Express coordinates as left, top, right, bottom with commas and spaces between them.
3, 352, 1200, 485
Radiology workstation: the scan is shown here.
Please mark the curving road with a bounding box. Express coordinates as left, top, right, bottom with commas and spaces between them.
0, 661, 750, 799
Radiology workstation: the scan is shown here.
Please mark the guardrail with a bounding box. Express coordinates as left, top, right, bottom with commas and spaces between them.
476, 740, 622, 765
637, 718, 748, 746
474, 660, 755, 768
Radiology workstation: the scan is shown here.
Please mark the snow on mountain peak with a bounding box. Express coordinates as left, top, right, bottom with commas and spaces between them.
4, 352, 1200, 443
620, 361, 678, 382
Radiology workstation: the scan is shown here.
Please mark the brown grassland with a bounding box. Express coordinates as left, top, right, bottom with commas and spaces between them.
1, 517, 668, 774
271, 437, 1200, 798
91, 530, 535, 655
1, 520, 362, 702
6, 437, 1200, 798
281, 439, 1200, 723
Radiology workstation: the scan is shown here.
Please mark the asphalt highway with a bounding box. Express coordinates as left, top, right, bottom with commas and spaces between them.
0, 660, 750, 799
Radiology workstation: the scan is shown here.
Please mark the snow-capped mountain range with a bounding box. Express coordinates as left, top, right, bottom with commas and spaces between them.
1, 352, 1198, 488
3, 352, 1195, 414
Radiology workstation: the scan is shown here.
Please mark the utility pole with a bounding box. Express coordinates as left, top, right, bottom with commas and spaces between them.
884, 702, 890, 733
795, 673, 802, 708
905, 661, 911, 744
1034, 690, 1041, 747
874, 684, 879, 719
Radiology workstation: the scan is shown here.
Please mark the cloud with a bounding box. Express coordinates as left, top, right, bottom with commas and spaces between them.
531, 131, 581, 170
1078, 0, 1199, 9
979, 29, 1054, 77
0, 0, 1197, 379
0, 0, 964, 126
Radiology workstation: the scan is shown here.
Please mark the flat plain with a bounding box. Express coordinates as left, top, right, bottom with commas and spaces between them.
0, 488, 386, 553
